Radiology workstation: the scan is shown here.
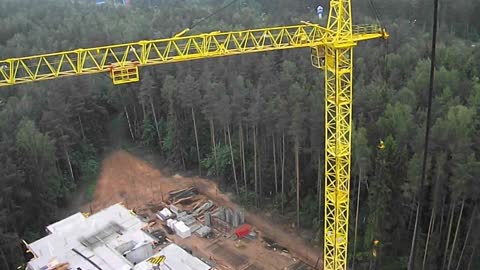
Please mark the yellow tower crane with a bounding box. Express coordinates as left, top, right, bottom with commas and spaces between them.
0, 1, 388, 269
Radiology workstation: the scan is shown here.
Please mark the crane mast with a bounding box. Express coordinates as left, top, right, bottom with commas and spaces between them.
321, 1, 353, 269
0, 1, 388, 269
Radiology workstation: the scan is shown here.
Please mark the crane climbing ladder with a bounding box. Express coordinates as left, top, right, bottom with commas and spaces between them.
0, 2, 388, 269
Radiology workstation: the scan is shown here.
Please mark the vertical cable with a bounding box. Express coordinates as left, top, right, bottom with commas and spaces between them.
189, 0, 240, 30
368, 0, 382, 24
407, 0, 439, 268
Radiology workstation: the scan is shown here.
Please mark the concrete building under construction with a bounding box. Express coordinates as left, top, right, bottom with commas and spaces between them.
25, 203, 211, 270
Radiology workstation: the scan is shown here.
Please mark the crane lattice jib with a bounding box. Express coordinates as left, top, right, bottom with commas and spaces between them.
0, 24, 384, 87
0, 10, 388, 270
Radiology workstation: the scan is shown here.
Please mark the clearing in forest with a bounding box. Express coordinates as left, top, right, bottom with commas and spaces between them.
83, 150, 322, 268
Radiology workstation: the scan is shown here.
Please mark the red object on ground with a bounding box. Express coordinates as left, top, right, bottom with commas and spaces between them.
235, 224, 251, 238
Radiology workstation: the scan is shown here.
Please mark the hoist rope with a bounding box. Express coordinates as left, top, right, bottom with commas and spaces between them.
189, 0, 240, 30
368, 0, 383, 26
408, 0, 439, 268
368, 0, 389, 82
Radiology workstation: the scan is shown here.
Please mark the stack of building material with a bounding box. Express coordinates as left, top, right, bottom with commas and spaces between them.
192, 200, 214, 217
169, 205, 179, 215
189, 223, 202, 233
176, 211, 187, 219
167, 219, 178, 230
204, 212, 212, 226
178, 214, 196, 226
210, 216, 230, 233
168, 187, 198, 203
212, 207, 245, 228
174, 221, 191, 239
195, 226, 212, 238
230, 209, 245, 227
232, 212, 240, 227
214, 207, 226, 221
238, 209, 245, 224
225, 208, 233, 224
156, 208, 173, 221
172, 196, 198, 205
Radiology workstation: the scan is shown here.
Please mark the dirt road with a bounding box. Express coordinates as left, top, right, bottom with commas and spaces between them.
84, 150, 322, 268
85, 150, 190, 211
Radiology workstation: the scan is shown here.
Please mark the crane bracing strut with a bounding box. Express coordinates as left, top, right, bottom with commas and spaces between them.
0, 1, 388, 269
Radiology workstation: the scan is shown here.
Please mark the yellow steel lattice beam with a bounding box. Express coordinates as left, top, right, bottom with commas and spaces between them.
0, 25, 327, 87
0, 24, 385, 87
321, 45, 354, 270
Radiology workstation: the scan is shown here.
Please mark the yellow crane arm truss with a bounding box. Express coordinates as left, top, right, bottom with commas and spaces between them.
0, 23, 384, 87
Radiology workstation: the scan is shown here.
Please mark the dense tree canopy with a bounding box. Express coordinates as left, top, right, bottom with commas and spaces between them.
0, 0, 479, 269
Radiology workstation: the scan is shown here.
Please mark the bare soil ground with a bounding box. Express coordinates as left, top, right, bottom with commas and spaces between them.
82, 150, 322, 269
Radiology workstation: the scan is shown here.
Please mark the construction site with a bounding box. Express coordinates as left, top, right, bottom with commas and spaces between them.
26, 150, 318, 270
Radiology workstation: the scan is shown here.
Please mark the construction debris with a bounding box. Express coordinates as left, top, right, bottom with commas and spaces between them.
148, 229, 166, 243
262, 236, 289, 253
246, 231, 257, 240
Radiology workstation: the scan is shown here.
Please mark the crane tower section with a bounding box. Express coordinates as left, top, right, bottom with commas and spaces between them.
312, 1, 385, 269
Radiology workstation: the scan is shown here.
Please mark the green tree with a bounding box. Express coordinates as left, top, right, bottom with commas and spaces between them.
15, 120, 59, 234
